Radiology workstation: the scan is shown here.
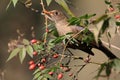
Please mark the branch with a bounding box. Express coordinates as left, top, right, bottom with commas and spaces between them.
40, 0, 48, 44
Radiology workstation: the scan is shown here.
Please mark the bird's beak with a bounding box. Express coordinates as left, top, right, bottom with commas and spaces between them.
42, 10, 54, 21
43, 10, 51, 15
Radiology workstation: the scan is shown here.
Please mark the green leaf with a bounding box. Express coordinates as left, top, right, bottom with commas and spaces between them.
48, 39, 55, 50
116, 22, 120, 26
107, 32, 111, 38
104, 0, 111, 5
37, 76, 44, 80
95, 63, 106, 79
46, 0, 52, 6
7, 48, 20, 61
38, 44, 45, 50
80, 14, 96, 19
101, 18, 110, 34
113, 59, 120, 71
12, 0, 18, 7
23, 39, 30, 45
44, 74, 53, 79
93, 15, 108, 24
40, 69, 49, 74
50, 66, 59, 72
19, 47, 26, 63
55, 0, 74, 17
52, 36, 65, 44
6, 1, 12, 10
68, 17, 81, 26
33, 44, 39, 51
106, 62, 112, 76
33, 68, 40, 74
50, 28, 59, 37
26, 45, 33, 58
33, 72, 41, 80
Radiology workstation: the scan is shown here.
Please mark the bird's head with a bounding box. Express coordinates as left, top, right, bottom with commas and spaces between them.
43, 10, 66, 22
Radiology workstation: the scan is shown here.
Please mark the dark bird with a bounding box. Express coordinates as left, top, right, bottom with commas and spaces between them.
43, 10, 117, 59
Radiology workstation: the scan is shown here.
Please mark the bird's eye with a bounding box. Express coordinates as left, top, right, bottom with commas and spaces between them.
55, 11, 59, 15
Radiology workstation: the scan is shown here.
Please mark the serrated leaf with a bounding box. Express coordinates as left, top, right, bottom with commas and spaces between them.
12, 0, 18, 7
23, 39, 30, 45
26, 45, 33, 58
55, 0, 74, 17
7, 48, 20, 61
19, 47, 26, 63
46, 0, 52, 6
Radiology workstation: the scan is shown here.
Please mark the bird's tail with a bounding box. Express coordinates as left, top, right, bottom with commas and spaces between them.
96, 43, 117, 59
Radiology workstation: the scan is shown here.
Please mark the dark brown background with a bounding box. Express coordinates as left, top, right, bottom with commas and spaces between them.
0, 0, 120, 80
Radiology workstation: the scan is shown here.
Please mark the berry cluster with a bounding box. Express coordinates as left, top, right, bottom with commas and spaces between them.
28, 39, 74, 79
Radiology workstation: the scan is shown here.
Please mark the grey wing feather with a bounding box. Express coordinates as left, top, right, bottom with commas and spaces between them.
70, 25, 84, 33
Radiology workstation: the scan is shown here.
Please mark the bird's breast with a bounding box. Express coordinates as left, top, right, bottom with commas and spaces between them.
56, 24, 73, 36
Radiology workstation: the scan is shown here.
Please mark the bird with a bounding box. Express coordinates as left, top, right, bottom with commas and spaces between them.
43, 10, 117, 59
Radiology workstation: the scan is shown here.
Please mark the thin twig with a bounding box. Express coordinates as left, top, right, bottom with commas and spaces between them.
102, 40, 120, 51
60, 28, 85, 62
40, 0, 48, 44
74, 64, 87, 79
40, 0, 46, 11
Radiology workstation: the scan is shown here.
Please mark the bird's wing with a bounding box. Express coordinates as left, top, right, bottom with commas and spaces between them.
69, 25, 84, 33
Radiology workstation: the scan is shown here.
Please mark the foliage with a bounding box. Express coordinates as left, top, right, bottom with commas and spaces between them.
6, 0, 120, 80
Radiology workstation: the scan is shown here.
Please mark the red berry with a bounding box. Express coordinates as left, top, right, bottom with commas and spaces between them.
115, 14, 120, 19
53, 54, 59, 58
46, 28, 49, 32
29, 64, 36, 70
33, 51, 38, 56
37, 63, 41, 67
108, 7, 114, 12
48, 72, 54, 75
69, 73, 73, 77
62, 67, 71, 72
31, 39, 37, 44
29, 60, 34, 65
41, 58, 46, 63
57, 73, 63, 80
39, 65, 45, 70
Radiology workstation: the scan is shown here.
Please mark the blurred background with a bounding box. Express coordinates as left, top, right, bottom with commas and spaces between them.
0, 0, 120, 80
